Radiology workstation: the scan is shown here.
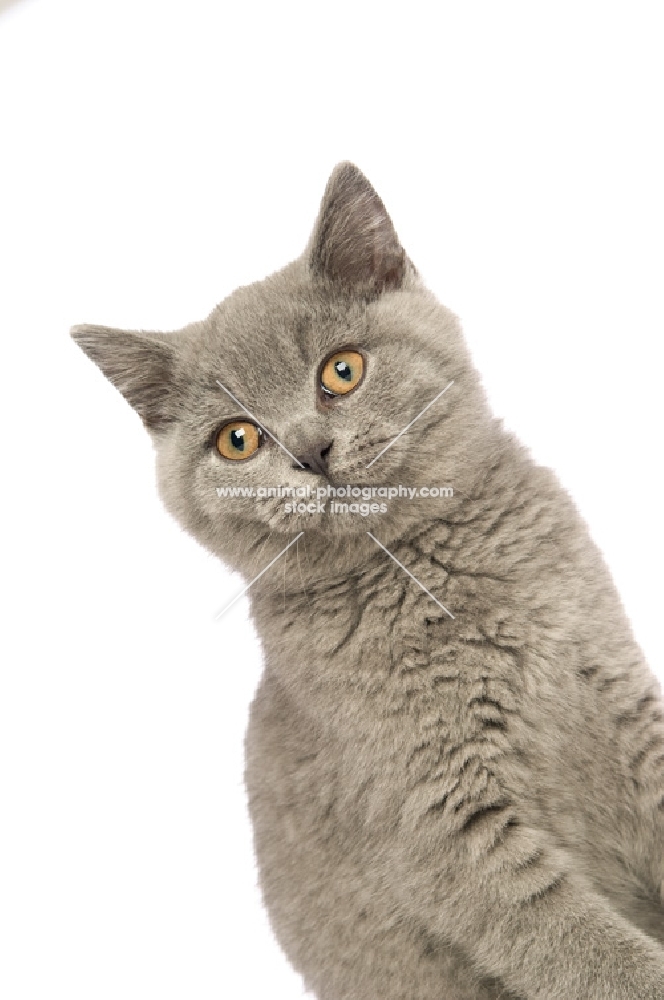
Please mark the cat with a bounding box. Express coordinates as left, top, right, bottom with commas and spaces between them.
72, 162, 664, 999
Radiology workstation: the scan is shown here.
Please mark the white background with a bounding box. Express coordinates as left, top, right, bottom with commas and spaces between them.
1, 1, 662, 997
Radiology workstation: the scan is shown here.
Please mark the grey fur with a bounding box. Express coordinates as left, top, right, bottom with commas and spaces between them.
72, 162, 664, 998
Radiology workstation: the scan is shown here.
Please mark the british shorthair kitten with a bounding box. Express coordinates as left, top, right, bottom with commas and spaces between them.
72, 163, 664, 998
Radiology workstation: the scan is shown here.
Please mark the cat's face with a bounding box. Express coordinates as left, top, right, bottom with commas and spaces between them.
72, 163, 491, 577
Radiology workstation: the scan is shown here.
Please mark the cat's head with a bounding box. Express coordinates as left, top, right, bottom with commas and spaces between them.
72, 163, 492, 578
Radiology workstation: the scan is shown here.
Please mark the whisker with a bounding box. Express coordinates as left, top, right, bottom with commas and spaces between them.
296, 535, 312, 609
282, 541, 287, 613
251, 530, 273, 574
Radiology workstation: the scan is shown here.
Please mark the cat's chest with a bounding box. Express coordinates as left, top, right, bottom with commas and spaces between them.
251, 545, 600, 837
252, 550, 527, 755
255, 555, 448, 703
250, 594, 529, 853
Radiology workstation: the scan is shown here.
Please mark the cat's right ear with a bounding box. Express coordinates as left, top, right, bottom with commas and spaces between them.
307, 162, 407, 297
70, 325, 180, 432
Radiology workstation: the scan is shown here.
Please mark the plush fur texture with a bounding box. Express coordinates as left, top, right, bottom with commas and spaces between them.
72, 163, 664, 998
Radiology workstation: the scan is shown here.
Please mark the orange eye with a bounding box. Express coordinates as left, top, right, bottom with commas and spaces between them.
320, 350, 364, 396
216, 421, 261, 460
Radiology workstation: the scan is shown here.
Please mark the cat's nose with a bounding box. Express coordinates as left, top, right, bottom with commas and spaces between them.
293, 440, 334, 475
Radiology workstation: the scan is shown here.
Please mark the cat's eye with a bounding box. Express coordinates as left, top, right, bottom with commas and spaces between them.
216, 420, 262, 460
320, 349, 364, 397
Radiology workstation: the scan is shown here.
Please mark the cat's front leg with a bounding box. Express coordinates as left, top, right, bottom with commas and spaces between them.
246, 673, 517, 1000
632, 724, 664, 912
625, 787, 664, 943
385, 819, 664, 999
602, 681, 664, 942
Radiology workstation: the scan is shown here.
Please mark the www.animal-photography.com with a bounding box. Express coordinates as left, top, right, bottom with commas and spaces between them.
1, 3, 663, 998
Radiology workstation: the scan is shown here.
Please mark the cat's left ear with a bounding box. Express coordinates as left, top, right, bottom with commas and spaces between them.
307, 161, 408, 296
70, 324, 180, 432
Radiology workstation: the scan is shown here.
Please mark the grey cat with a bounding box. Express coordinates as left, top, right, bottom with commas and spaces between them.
72, 163, 664, 999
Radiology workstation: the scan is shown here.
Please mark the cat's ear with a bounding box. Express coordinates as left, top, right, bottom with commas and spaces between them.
70, 324, 180, 432
307, 162, 406, 295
